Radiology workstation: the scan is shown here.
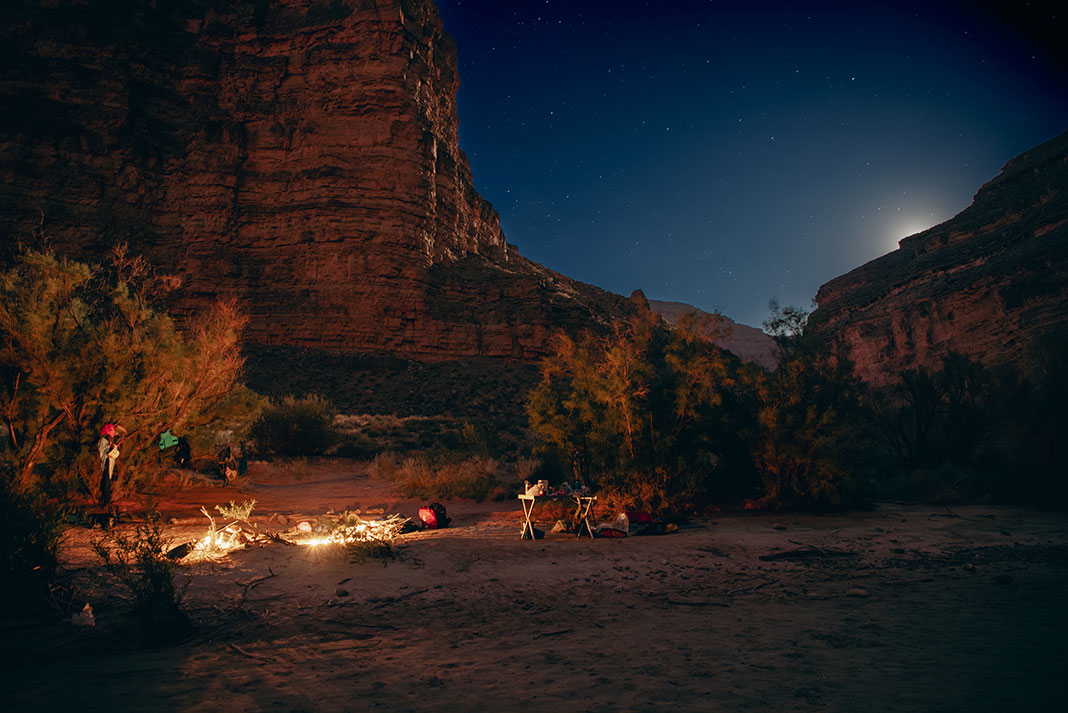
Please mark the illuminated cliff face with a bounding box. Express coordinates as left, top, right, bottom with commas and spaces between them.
810, 130, 1068, 386
0, 0, 627, 359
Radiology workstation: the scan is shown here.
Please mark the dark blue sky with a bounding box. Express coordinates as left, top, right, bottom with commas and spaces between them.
436, 0, 1068, 328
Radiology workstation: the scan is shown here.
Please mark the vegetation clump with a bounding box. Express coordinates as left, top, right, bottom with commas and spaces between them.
0, 246, 251, 607
527, 310, 762, 513
372, 453, 502, 502
0, 246, 250, 497
0, 474, 67, 606
751, 300, 873, 509
93, 515, 191, 639
249, 395, 338, 457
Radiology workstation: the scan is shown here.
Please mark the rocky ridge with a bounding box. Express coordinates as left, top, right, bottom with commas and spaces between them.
647, 299, 778, 370
810, 130, 1068, 386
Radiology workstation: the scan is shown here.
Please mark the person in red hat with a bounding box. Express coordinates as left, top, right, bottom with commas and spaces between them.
97, 422, 127, 506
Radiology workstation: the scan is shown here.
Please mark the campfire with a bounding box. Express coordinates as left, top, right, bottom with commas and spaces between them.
295, 512, 410, 547
182, 500, 409, 561
185, 501, 263, 562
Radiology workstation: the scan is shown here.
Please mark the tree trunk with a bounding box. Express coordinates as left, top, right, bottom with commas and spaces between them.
18, 411, 67, 490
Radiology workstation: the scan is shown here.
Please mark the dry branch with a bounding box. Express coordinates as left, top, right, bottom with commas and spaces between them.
533, 628, 574, 639
228, 643, 266, 662
372, 588, 428, 609
759, 547, 855, 562
665, 598, 730, 607
726, 578, 780, 596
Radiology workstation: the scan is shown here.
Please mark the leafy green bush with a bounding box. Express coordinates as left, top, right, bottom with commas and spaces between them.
93, 517, 190, 639
250, 395, 338, 457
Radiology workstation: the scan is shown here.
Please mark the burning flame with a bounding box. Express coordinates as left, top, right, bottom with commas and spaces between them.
182, 508, 408, 561
295, 514, 408, 547
186, 524, 246, 561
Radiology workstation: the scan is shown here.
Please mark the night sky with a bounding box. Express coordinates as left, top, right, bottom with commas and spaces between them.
435, 0, 1068, 328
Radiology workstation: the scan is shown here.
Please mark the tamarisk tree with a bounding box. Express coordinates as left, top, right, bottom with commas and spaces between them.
527, 310, 760, 512
0, 247, 248, 491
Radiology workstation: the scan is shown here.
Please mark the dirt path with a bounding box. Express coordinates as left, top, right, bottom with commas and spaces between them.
4, 461, 1066, 712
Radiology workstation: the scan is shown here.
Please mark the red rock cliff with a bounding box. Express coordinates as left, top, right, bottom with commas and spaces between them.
810, 130, 1068, 387
0, 0, 629, 359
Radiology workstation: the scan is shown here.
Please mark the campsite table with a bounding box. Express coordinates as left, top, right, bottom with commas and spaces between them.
518, 493, 597, 539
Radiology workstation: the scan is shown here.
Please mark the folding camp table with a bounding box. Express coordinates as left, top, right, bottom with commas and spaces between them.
517, 493, 597, 539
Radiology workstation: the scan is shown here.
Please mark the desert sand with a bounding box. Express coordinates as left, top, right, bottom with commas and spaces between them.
4, 460, 1066, 712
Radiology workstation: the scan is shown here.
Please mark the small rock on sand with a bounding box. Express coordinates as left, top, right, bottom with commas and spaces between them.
845, 587, 870, 598
335, 587, 349, 597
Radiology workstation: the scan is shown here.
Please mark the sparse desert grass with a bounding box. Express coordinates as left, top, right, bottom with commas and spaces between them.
331, 411, 535, 463
332, 414, 464, 458
368, 451, 542, 502
368, 451, 399, 480
243, 346, 538, 429
243, 346, 537, 458
280, 457, 310, 479
374, 455, 501, 501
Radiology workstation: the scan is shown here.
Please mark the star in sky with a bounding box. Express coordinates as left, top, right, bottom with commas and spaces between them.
437, 0, 1068, 327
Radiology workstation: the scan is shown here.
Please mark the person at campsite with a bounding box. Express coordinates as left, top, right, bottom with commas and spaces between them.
97, 422, 126, 506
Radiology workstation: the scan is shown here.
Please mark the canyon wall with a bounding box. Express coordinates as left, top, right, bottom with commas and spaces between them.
810, 130, 1068, 387
0, 0, 629, 360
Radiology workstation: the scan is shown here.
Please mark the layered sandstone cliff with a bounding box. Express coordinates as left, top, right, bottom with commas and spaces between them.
0, 0, 629, 359
810, 130, 1068, 387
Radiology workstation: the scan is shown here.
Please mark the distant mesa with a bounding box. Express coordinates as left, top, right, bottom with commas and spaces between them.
647, 299, 779, 371
810, 129, 1068, 386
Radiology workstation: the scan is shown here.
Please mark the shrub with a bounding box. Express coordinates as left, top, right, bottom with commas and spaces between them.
753, 302, 873, 509
387, 455, 499, 501
93, 516, 190, 639
368, 451, 398, 480
250, 395, 338, 457
0, 475, 67, 606
869, 339, 1068, 506
347, 538, 394, 564
527, 310, 759, 513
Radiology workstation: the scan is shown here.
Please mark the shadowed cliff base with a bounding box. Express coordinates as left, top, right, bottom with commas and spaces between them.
242, 343, 539, 425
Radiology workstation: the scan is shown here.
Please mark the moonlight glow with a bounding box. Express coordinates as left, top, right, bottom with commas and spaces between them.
438, 0, 1068, 326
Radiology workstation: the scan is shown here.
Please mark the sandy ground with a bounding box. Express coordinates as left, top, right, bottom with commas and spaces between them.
3, 460, 1067, 712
